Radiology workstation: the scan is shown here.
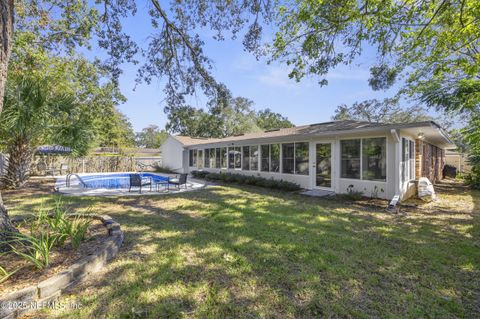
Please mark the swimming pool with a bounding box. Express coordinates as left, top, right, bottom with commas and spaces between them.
70, 173, 170, 189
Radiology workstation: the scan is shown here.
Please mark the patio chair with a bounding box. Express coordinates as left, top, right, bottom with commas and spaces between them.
129, 174, 152, 193
168, 174, 188, 190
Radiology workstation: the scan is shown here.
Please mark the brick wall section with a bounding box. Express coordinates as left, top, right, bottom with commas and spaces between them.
415, 139, 445, 183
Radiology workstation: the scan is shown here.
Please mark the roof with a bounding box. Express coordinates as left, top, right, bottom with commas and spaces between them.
172, 120, 455, 148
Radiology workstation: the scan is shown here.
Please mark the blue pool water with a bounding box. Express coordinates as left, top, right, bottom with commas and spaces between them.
77, 173, 169, 189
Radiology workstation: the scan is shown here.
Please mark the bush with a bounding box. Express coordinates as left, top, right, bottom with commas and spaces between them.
191, 170, 209, 179
195, 171, 301, 191
344, 185, 364, 200
1, 198, 92, 271
465, 169, 480, 189
154, 164, 175, 174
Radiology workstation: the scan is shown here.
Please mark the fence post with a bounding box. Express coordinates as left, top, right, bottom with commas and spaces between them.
82, 158, 85, 173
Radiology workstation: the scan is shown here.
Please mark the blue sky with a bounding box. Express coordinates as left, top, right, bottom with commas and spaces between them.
110, 5, 405, 132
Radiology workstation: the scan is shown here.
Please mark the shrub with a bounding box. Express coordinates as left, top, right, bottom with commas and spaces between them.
465, 170, 480, 189
198, 171, 301, 191
65, 217, 92, 249
0, 263, 20, 284
153, 164, 175, 174
345, 185, 364, 200
5, 231, 57, 269
191, 170, 209, 179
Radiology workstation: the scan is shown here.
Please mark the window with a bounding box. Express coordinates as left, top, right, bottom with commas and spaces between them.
251, 146, 259, 170
271, 144, 280, 172
242, 146, 250, 170
295, 142, 309, 175
189, 150, 194, 167
362, 138, 386, 181
402, 138, 415, 181
220, 147, 227, 168
341, 140, 361, 179
409, 140, 415, 180
228, 147, 235, 169
209, 148, 216, 168
215, 148, 221, 168
228, 147, 241, 169
192, 149, 198, 167
261, 145, 270, 171
197, 150, 204, 169
234, 147, 241, 169
204, 149, 210, 168
282, 143, 295, 174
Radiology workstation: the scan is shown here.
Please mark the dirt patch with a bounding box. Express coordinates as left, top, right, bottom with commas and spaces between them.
0, 219, 109, 295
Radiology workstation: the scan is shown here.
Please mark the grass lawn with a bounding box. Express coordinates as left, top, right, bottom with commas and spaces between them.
3, 181, 480, 318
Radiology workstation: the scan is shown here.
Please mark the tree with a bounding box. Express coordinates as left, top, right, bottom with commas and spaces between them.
271, 0, 480, 115
463, 116, 480, 188
135, 125, 169, 149
332, 98, 434, 124
255, 108, 294, 130
0, 0, 16, 243
95, 108, 136, 150
166, 97, 293, 138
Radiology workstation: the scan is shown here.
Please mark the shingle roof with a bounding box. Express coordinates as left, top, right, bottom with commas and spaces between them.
172, 120, 448, 147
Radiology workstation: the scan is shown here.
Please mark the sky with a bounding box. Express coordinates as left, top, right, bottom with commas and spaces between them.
108, 4, 405, 132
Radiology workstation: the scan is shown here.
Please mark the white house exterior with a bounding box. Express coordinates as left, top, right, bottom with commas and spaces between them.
160, 120, 455, 200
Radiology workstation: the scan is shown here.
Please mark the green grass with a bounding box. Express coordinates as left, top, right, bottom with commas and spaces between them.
5, 185, 480, 318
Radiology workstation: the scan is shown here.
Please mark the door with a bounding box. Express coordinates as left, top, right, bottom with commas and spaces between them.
315, 143, 332, 189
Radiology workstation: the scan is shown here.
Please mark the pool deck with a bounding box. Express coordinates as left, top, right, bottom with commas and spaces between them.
55, 172, 208, 197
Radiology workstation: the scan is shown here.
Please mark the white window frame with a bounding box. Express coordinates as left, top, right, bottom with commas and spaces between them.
340, 137, 388, 182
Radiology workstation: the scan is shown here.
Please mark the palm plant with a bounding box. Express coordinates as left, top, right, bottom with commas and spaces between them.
0, 75, 90, 189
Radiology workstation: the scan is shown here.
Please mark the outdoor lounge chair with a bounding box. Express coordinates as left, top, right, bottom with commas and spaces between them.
129, 174, 152, 193
168, 174, 188, 190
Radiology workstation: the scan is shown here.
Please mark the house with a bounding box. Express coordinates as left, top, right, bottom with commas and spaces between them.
160, 120, 455, 200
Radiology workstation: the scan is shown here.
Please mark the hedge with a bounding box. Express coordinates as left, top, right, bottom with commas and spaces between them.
191, 170, 301, 191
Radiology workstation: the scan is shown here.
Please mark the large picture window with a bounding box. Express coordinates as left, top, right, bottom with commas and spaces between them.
295, 142, 309, 175
362, 138, 386, 181
341, 138, 387, 181
282, 143, 295, 174
242, 146, 250, 170
251, 146, 259, 171
341, 140, 361, 179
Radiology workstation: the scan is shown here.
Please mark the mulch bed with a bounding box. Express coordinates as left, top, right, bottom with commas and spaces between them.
0, 219, 109, 295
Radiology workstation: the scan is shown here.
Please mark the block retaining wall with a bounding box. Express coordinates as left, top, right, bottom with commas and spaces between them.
0, 214, 123, 319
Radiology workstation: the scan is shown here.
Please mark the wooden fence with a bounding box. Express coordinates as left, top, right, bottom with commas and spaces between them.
31, 155, 162, 175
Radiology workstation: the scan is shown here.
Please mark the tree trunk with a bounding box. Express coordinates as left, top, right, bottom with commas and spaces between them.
2, 137, 33, 189
0, 0, 16, 252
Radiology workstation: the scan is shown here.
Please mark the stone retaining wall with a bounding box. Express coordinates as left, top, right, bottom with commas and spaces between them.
0, 215, 123, 319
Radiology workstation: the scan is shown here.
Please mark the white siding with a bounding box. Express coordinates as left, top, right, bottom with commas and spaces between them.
160, 137, 187, 173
